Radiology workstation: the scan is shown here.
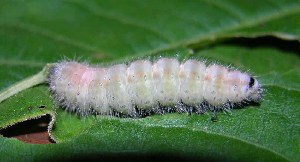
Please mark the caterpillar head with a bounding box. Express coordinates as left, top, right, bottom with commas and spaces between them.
246, 76, 262, 102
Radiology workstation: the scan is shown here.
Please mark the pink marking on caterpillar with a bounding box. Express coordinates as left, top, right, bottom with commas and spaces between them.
48, 58, 262, 117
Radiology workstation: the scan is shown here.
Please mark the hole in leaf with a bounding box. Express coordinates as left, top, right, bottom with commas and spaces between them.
0, 114, 55, 144
192, 36, 300, 55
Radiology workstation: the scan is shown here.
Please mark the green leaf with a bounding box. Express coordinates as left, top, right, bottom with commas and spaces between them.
0, 0, 299, 162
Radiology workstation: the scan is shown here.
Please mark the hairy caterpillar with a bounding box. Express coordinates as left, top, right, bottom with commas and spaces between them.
48, 58, 262, 117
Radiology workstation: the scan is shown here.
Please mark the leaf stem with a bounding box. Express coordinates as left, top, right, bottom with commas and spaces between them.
0, 63, 54, 103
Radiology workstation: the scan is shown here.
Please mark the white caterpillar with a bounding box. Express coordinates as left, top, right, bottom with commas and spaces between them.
48, 58, 262, 117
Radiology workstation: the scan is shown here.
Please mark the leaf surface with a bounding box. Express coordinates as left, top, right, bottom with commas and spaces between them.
0, 0, 299, 161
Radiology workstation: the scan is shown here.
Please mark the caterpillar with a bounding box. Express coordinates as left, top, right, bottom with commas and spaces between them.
48, 58, 262, 117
